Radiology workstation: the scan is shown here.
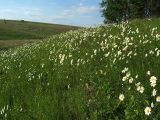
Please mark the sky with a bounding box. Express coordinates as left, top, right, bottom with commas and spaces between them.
0, 0, 104, 26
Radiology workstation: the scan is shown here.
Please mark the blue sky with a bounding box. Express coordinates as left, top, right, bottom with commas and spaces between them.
0, 0, 103, 26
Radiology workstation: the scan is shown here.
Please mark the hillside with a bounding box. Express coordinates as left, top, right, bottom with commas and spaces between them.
0, 18, 160, 119
0, 20, 79, 40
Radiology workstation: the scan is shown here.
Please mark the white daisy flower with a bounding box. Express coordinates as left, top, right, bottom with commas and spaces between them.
147, 71, 151, 76
152, 89, 157, 96
156, 96, 160, 102
150, 76, 157, 87
139, 86, 144, 93
144, 107, 151, 116
119, 94, 125, 101
151, 102, 154, 108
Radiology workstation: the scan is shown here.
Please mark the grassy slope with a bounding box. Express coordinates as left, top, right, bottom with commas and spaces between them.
0, 18, 160, 119
0, 20, 79, 40
0, 40, 39, 50
0, 20, 79, 50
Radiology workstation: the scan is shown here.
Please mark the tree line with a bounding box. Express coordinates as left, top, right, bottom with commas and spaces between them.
101, 0, 160, 23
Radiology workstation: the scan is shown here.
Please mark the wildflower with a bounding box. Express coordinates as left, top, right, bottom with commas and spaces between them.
135, 75, 138, 79
157, 50, 160, 56
114, 44, 118, 48
144, 107, 151, 116
99, 70, 103, 74
109, 35, 112, 38
119, 94, 125, 101
137, 86, 141, 91
127, 51, 132, 57
150, 76, 157, 87
147, 71, 151, 76
50, 51, 53, 55
67, 84, 70, 89
136, 28, 139, 33
59, 54, 65, 65
152, 89, 157, 96
151, 102, 154, 108
122, 67, 128, 73
134, 53, 137, 56
139, 86, 144, 93
94, 49, 97, 55
69, 54, 72, 58
118, 51, 122, 56
155, 48, 158, 51
156, 34, 160, 39
122, 46, 128, 51
126, 72, 131, 78
122, 76, 127, 81
41, 64, 44, 68
104, 52, 110, 57
129, 77, 133, 83
150, 82, 156, 88
156, 96, 160, 102
71, 59, 73, 65
149, 50, 154, 55
135, 82, 141, 87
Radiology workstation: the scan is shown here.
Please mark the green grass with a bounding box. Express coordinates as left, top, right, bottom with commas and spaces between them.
0, 40, 39, 51
0, 18, 160, 119
0, 20, 79, 40
0, 20, 79, 50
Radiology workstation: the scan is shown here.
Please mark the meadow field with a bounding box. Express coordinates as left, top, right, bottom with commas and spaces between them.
0, 18, 160, 119
0, 20, 79, 50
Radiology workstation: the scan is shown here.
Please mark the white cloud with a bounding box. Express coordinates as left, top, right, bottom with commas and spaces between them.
58, 4, 100, 17
0, 3, 102, 26
27, 4, 102, 26
75, 5, 99, 14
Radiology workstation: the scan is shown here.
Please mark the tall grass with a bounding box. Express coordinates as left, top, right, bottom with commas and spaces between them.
0, 18, 160, 119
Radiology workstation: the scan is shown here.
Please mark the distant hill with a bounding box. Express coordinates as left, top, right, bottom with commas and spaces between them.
0, 20, 80, 40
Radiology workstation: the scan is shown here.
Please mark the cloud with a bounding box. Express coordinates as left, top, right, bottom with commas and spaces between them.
75, 5, 99, 14
58, 4, 100, 17
0, 7, 44, 21
62, 3, 100, 15
0, 2, 102, 26
28, 4, 102, 26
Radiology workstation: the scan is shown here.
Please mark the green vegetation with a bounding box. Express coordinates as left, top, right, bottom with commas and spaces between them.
101, 0, 160, 23
0, 18, 160, 119
0, 40, 38, 51
0, 20, 79, 40
0, 20, 79, 50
